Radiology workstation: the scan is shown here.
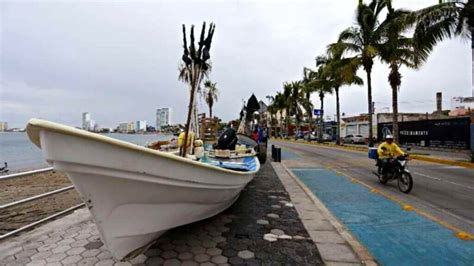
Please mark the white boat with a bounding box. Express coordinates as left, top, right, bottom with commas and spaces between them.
26, 119, 260, 260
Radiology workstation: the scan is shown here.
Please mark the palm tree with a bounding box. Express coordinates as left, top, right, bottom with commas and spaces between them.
308, 57, 334, 143
282, 82, 293, 135
335, 0, 388, 146
414, 0, 472, 58
413, 1, 472, 98
266, 95, 278, 135
302, 68, 316, 129
324, 45, 364, 145
376, 3, 424, 143
273, 92, 287, 136
289, 81, 306, 127
203, 80, 219, 118
179, 22, 216, 156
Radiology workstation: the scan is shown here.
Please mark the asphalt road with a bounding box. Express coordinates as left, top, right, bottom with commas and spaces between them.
272, 140, 474, 235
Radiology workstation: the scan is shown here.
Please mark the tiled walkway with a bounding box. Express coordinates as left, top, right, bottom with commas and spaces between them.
0, 163, 324, 265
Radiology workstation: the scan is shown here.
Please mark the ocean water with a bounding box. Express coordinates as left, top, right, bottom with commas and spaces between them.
0, 132, 171, 174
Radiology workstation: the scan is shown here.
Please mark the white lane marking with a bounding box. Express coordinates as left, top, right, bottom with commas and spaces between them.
441, 166, 464, 169
413, 172, 441, 181
413, 171, 474, 190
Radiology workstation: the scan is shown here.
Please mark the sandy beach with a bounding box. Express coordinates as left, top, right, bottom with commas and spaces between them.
0, 171, 82, 234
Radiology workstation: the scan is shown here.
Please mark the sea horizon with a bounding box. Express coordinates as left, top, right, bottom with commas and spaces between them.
0, 132, 172, 174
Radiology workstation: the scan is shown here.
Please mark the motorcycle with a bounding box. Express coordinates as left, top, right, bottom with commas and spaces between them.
372, 151, 413, 194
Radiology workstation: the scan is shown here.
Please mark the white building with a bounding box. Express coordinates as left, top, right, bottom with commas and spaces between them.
128, 121, 136, 133
81, 112, 97, 131
118, 122, 129, 133
89, 119, 97, 131
136, 120, 147, 133
451, 97, 474, 110
156, 108, 171, 130
82, 112, 91, 130
0, 122, 8, 132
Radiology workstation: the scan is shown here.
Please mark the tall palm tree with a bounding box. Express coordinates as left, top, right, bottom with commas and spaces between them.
377, 3, 423, 143
282, 82, 293, 135
289, 81, 306, 127
336, 0, 387, 146
266, 95, 275, 126
308, 57, 334, 143
179, 22, 216, 156
324, 45, 364, 145
302, 67, 316, 129
203, 80, 219, 118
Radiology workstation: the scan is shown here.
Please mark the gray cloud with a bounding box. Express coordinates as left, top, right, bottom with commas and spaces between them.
1, 0, 471, 128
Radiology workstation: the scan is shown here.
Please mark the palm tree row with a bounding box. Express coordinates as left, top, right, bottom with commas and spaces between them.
268, 0, 471, 145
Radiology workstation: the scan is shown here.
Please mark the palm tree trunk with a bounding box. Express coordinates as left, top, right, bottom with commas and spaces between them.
306, 94, 313, 132
319, 95, 324, 143
335, 86, 341, 145
367, 70, 374, 147
209, 104, 213, 118
182, 64, 200, 156
389, 63, 401, 144
182, 84, 195, 156
392, 84, 399, 143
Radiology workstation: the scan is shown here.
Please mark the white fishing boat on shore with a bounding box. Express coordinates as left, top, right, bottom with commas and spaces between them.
26, 118, 260, 260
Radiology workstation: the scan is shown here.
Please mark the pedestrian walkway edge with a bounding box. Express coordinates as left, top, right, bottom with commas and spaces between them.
271, 162, 377, 266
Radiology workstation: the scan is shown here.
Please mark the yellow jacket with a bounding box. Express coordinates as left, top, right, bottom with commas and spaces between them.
377, 142, 404, 159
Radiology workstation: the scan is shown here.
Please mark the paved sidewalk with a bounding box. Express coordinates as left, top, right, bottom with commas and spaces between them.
0, 162, 324, 266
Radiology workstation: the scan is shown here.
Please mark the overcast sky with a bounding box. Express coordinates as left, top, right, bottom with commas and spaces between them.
1, 0, 471, 128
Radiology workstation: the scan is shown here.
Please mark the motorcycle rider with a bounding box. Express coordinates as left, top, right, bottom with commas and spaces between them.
377, 135, 405, 178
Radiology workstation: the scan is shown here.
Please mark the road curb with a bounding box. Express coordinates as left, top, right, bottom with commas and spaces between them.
275, 139, 474, 170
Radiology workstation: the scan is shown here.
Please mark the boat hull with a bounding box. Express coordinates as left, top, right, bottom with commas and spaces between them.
26, 119, 259, 260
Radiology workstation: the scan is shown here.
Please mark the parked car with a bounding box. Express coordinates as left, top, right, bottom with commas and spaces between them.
322, 133, 332, 142
304, 132, 317, 141
344, 134, 365, 144
304, 132, 332, 142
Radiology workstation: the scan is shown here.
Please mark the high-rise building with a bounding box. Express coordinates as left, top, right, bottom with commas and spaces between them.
82, 112, 91, 130
156, 108, 171, 130
0, 122, 8, 132
136, 120, 147, 133
81, 112, 96, 131
118, 122, 129, 133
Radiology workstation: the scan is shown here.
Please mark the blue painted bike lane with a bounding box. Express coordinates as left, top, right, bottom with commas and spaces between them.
290, 167, 474, 265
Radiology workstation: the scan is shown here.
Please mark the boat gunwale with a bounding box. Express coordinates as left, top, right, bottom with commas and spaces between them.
26, 118, 260, 176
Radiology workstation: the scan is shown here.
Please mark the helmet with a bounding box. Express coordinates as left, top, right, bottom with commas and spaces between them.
385, 134, 394, 140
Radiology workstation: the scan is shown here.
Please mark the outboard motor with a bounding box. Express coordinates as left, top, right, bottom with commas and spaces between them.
216, 128, 238, 150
